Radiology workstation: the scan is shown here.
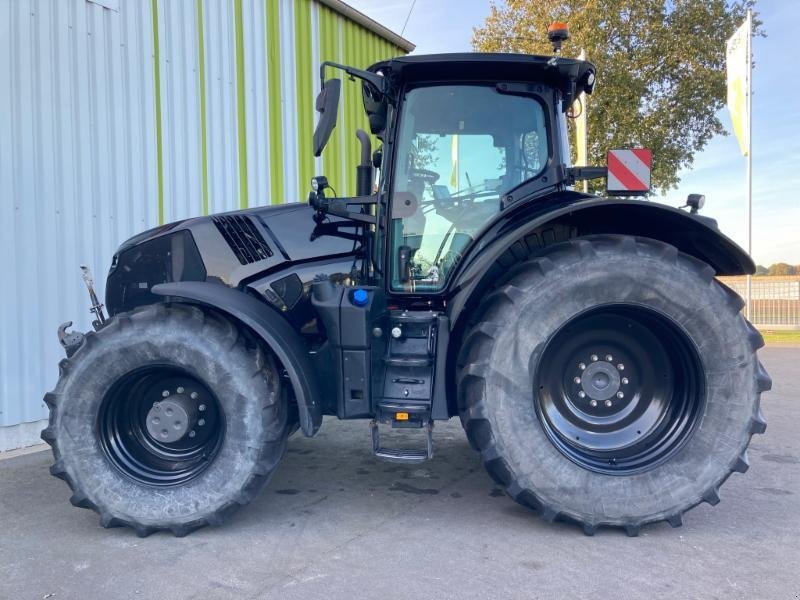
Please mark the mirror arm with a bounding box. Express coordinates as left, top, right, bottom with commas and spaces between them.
320, 61, 386, 96
565, 166, 607, 186
310, 193, 378, 225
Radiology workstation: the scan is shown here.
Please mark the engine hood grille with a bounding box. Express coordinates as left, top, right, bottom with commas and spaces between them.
212, 215, 273, 265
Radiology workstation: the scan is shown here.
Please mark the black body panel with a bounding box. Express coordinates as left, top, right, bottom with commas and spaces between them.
106, 203, 360, 317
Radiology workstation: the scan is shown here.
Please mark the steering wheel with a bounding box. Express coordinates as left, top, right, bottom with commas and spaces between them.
409, 168, 440, 186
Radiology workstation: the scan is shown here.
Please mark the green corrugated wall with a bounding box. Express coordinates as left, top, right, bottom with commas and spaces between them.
148, 0, 407, 223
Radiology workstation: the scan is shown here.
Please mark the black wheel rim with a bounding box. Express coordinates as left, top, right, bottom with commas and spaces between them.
534, 305, 705, 475
98, 365, 224, 486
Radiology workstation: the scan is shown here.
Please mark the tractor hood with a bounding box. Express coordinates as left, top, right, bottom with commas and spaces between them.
106, 203, 358, 315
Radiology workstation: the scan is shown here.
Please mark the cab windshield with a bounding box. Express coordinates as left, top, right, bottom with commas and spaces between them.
389, 84, 548, 292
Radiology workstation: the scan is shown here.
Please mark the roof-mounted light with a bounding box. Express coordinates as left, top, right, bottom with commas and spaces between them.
547, 21, 570, 54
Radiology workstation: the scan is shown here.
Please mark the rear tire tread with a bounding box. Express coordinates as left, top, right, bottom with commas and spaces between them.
457, 235, 769, 535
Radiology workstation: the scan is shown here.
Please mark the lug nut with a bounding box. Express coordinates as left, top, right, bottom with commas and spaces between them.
177, 386, 184, 394
606, 354, 613, 362
391, 326, 402, 339
622, 377, 629, 385
579, 362, 586, 370
617, 391, 624, 399
605, 400, 613, 407
617, 363, 625, 370
188, 430, 196, 438
198, 418, 206, 426
198, 404, 206, 412
578, 391, 586, 398
591, 355, 598, 362
589, 399, 597, 407
574, 376, 581, 384
190, 391, 199, 400
162, 390, 170, 397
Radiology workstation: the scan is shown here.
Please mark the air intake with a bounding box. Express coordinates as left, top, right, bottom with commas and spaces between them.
212, 215, 273, 265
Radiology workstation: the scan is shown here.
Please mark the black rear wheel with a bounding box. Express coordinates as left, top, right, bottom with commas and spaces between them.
535, 305, 704, 475
42, 303, 288, 537
457, 236, 770, 535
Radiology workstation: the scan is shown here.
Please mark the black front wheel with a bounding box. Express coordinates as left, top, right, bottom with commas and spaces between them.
42, 303, 288, 537
457, 236, 771, 535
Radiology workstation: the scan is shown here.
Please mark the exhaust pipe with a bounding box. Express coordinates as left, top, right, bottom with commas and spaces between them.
356, 129, 373, 197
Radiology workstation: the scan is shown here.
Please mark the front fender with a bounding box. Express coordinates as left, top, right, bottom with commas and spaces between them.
152, 281, 322, 437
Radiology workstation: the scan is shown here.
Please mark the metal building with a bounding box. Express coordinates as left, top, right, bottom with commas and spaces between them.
0, 0, 413, 451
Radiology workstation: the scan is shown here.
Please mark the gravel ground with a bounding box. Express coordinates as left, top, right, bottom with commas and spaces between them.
1, 346, 797, 600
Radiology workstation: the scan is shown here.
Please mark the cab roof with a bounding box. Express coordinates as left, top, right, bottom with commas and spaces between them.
369, 53, 596, 100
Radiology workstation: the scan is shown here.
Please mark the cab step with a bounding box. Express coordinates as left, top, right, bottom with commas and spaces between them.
370, 419, 433, 464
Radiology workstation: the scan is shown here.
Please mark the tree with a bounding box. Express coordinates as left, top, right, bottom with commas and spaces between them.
754, 264, 768, 275
412, 134, 440, 170
767, 263, 795, 276
472, 0, 763, 191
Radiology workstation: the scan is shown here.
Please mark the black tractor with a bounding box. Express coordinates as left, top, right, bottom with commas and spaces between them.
43, 37, 770, 537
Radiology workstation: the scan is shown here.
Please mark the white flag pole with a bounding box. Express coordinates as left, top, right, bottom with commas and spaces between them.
745, 9, 753, 321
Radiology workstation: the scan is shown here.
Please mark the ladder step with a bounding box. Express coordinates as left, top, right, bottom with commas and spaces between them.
383, 356, 431, 367
370, 420, 433, 464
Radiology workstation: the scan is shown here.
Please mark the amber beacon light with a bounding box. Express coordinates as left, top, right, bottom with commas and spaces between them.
547, 21, 570, 53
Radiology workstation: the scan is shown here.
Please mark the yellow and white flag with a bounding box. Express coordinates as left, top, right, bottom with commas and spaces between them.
726, 18, 750, 156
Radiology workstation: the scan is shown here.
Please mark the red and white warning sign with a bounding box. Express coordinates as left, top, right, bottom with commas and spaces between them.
606, 148, 652, 194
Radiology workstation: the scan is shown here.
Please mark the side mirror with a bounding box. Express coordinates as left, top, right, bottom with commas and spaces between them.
313, 79, 341, 157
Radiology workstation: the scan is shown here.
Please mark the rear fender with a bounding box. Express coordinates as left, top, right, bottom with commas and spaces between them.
443, 199, 754, 418
151, 281, 322, 437
447, 199, 754, 328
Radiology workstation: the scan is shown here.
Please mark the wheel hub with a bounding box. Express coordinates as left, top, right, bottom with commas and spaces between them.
579, 360, 621, 402
146, 395, 196, 443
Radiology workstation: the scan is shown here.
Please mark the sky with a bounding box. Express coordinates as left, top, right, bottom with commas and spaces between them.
347, 0, 800, 266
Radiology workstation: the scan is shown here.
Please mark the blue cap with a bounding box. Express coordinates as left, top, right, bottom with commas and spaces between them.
352, 289, 369, 307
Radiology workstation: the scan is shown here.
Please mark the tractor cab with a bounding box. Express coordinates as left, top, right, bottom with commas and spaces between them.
309, 52, 598, 297
306, 52, 600, 459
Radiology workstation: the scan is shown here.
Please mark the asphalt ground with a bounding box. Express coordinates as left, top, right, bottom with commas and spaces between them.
1, 346, 797, 600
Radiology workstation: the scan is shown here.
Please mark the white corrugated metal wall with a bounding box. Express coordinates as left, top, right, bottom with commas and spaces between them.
0, 0, 410, 451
